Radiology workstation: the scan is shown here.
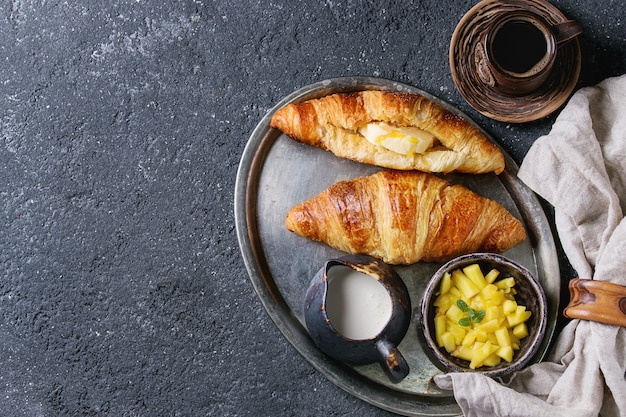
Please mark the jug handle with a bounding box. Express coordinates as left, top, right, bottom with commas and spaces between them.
375, 339, 409, 383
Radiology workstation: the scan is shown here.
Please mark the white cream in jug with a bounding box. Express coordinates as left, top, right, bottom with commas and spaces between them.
325, 266, 393, 340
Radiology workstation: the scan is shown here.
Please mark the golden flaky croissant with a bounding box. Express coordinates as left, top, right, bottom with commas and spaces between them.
285, 170, 526, 265
270, 90, 505, 174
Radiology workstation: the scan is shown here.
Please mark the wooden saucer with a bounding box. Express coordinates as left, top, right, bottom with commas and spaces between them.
450, 0, 581, 123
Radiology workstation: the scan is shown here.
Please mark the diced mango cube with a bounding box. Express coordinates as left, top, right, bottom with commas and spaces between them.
497, 346, 514, 362
507, 306, 532, 327
503, 299, 517, 315
439, 272, 452, 295
451, 269, 481, 299
485, 305, 502, 322
509, 329, 521, 350
480, 284, 499, 300
485, 268, 500, 284
470, 341, 499, 369
495, 277, 516, 291
513, 322, 529, 339
447, 321, 467, 344
441, 332, 457, 353
446, 303, 466, 324
434, 315, 447, 347
463, 264, 487, 290
483, 353, 502, 367
480, 284, 502, 302
434, 293, 454, 312
477, 319, 501, 333
469, 297, 484, 311
449, 287, 462, 298
461, 329, 477, 346
475, 330, 488, 343
452, 345, 474, 362
494, 326, 512, 348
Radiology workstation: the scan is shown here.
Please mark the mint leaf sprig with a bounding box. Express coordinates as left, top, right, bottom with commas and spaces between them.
456, 299, 485, 327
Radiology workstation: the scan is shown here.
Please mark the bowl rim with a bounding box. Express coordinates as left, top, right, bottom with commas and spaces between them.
420, 252, 548, 378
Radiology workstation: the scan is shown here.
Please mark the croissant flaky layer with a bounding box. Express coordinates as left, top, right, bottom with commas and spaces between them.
285, 170, 526, 265
270, 90, 505, 174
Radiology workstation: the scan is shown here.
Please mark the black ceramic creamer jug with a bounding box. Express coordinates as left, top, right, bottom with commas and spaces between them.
304, 255, 411, 383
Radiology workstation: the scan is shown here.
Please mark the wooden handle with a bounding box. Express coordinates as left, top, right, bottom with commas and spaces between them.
563, 279, 626, 328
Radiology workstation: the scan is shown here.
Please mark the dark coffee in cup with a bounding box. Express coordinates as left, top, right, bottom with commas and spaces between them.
491, 18, 549, 75
475, 11, 583, 96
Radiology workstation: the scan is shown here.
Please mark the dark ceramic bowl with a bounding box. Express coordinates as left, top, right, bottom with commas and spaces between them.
420, 253, 547, 378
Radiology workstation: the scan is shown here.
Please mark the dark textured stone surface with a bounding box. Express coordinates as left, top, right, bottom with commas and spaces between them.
0, 1, 624, 416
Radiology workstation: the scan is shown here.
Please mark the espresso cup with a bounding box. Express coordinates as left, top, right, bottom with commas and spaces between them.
475, 11, 583, 95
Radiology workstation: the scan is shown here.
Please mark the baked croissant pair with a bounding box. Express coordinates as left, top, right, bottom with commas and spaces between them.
271, 90, 526, 265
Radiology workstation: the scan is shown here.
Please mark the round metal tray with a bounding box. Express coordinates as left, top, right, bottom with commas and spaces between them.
234, 77, 560, 416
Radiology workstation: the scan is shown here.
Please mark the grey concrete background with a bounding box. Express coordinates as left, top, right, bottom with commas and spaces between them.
1, 0, 624, 416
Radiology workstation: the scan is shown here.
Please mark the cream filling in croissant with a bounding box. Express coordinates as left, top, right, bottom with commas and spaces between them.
358, 122, 435, 156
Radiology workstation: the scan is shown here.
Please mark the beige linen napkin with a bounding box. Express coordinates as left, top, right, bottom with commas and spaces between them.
435, 74, 626, 417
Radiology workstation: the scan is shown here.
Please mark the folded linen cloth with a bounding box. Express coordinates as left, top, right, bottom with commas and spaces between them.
435, 74, 626, 417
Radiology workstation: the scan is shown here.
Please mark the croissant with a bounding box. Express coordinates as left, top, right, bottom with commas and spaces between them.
270, 90, 505, 174
285, 170, 526, 265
